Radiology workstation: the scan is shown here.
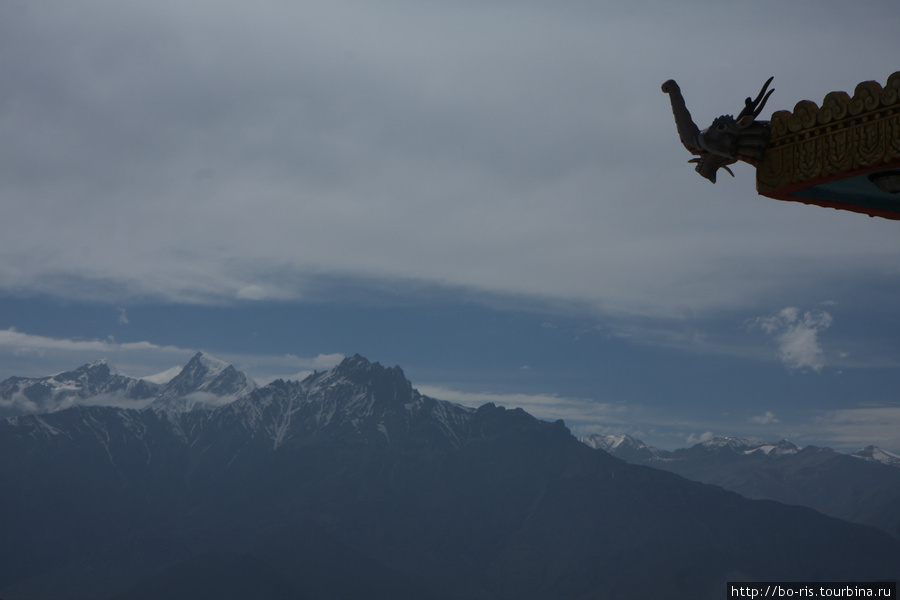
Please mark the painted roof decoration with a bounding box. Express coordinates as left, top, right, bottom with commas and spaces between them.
664, 71, 900, 220
756, 71, 900, 220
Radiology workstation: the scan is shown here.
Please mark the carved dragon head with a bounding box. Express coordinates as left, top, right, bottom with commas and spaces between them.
662, 77, 774, 183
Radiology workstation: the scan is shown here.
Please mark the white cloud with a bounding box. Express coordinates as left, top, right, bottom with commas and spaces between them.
222, 352, 347, 386
686, 431, 715, 446
751, 308, 833, 371
312, 353, 344, 370
236, 285, 268, 301
0, 328, 194, 378
0, 329, 342, 386
1, 1, 898, 317
0, 328, 174, 357
77, 394, 156, 411
750, 411, 779, 425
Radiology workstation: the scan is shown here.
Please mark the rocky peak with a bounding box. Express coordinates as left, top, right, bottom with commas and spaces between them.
0, 359, 160, 417
332, 354, 406, 383
53, 358, 117, 388
580, 433, 642, 452
697, 436, 758, 452
852, 445, 900, 468
162, 352, 256, 400
324, 355, 414, 407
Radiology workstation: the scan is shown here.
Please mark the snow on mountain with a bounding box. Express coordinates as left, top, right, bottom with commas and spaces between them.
697, 436, 756, 451
0, 354, 506, 495
580, 433, 801, 461
579, 433, 671, 462
2, 353, 474, 451
143, 352, 256, 412
852, 445, 900, 468
0, 352, 257, 417
580, 433, 632, 451
743, 440, 800, 456
685, 436, 801, 456
4, 354, 900, 599
692, 437, 801, 456
141, 365, 183, 385
581, 431, 900, 539
161, 352, 255, 397
0, 359, 160, 416
218, 354, 477, 451
581, 433, 645, 452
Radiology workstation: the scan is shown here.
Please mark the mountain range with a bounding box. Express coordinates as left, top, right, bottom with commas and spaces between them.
581, 433, 900, 539
2, 355, 899, 599
0, 352, 256, 417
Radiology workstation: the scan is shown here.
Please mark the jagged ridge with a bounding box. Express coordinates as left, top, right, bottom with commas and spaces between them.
2, 355, 900, 599
0, 352, 255, 417
584, 433, 900, 539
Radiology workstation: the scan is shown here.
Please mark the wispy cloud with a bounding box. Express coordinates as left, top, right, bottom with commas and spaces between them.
0, 328, 177, 357
686, 431, 715, 446
750, 411, 779, 425
750, 308, 833, 371
0, 328, 196, 379
811, 407, 900, 453
0, 328, 344, 385
252, 352, 347, 384
2, 2, 899, 318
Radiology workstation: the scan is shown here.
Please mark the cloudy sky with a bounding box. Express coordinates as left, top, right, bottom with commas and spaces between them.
2, 0, 899, 452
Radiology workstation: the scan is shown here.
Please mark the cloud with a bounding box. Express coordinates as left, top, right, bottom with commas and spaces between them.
0, 328, 174, 357
811, 407, 900, 453
74, 394, 156, 411
797, 406, 900, 453
0, 329, 342, 386
686, 431, 715, 446
0, 328, 195, 378
220, 352, 347, 386
750, 411, 779, 425
312, 353, 345, 370
1, 1, 899, 318
236, 285, 268, 301
751, 308, 833, 371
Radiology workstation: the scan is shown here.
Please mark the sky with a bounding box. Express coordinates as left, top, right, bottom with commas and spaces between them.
2, 0, 899, 452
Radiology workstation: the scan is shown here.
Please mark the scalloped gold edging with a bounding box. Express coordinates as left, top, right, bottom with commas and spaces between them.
757, 72, 900, 194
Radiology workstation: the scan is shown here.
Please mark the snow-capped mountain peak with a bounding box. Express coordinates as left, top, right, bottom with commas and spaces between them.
157, 352, 256, 406
0, 359, 160, 416
699, 436, 756, 451
141, 365, 183, 385
219, 355, 477, 451
852, 445, 900, 468
741, 439, 800, 456
579, 433, 671, 462
581, 433, 641, 452
1, 353, 259, 418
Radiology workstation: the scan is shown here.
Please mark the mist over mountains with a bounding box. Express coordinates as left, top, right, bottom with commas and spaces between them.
0, 352, 255, 416
2, 355, 899, 599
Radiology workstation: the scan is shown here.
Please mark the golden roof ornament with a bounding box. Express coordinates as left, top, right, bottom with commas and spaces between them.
663, 72, 900, 220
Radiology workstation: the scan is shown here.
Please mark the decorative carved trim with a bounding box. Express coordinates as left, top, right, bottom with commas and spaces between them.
757, 71, 900, 194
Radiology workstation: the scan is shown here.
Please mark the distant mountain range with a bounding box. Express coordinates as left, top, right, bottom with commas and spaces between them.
2, 355, 899, 599
0, 352, 256, 417
581, 434, 900, 539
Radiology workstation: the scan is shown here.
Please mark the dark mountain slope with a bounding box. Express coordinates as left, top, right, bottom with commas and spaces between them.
583, 434, 900, 539
2, 356, 898, 600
